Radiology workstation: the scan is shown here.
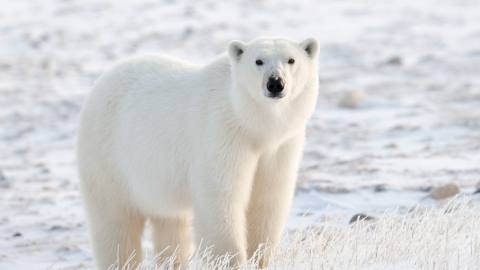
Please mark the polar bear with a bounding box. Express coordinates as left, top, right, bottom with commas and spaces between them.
77, 36, 320, 269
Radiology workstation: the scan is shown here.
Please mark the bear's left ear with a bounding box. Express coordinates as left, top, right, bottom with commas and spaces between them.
228, 40, 247, 62
300, 38, 320, 59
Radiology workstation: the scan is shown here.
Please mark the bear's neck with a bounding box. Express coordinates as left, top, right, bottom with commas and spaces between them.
228, 82, 317, 146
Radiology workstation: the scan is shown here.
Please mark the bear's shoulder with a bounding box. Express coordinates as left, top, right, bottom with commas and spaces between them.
199, 53, 232, 81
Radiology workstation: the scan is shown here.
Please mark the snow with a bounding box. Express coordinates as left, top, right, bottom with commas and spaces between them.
0, 0, 479, 269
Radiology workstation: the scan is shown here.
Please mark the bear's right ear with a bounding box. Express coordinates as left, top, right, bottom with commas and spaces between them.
300, 38, 320, 59
228, 40, 247, 62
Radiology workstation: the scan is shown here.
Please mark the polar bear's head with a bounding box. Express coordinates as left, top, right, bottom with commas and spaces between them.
228, 37, 319, 102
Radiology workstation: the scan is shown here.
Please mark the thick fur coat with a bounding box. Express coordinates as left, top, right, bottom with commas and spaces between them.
77, 36, 320, 269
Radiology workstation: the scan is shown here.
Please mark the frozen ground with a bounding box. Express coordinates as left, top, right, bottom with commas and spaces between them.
0, 0, 479, 269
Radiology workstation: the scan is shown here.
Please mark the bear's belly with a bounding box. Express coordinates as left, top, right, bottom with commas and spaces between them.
126, 165, 193, 217
113, 131, 194, 217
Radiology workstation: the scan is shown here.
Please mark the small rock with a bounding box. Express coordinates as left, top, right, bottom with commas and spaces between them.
421, 186, 433, 193
13, 232, 22, 237
386, 56, 402, 66
390, 124, 420, 131
49, 225, 69, 231
385, 143, 398, 149
339, 90, 365, 108
315, 186, 350, 193
391, 124, 405, 130
349, 214, 376, 224
0, 171, 10, 188
473, 181, 480, 195
424, 183, 460, 200
374, 185, 386, 192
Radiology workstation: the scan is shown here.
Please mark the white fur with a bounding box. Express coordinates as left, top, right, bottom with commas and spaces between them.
77, 36, 320, 269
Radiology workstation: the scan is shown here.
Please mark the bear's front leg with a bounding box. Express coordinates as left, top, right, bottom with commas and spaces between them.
246, 133, 305, 267
191, 135, 259, 266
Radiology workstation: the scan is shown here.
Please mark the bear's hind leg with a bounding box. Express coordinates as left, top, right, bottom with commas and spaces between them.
86, 200, 146, 270
151, 216, 193, 265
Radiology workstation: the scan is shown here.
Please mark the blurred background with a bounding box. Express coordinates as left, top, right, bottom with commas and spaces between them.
0, 0, 479, 268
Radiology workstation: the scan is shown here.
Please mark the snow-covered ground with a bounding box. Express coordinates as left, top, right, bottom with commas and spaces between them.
0, 0, 479, 269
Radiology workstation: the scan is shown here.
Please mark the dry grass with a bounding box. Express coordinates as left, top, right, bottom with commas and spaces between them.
112, 197, 480, 270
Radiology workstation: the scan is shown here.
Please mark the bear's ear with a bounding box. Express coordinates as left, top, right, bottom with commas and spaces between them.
300, 38, 320, 59
228, 40, 247, 62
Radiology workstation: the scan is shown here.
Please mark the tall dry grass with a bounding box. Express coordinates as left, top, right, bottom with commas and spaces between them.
109, 197, 480, 270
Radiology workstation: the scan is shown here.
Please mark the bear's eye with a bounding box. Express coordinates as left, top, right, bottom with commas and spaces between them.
255, 60, 263, 66
288, 59, 295, 64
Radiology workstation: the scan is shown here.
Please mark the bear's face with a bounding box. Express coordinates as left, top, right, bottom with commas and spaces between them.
228, 37, 319, 102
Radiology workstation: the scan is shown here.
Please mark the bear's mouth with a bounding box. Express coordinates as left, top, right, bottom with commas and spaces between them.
264, 90, 284, 99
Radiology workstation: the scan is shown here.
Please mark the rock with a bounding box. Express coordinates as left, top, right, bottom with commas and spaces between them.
49, 225, 69, 231
421, 186, 433, 193
391, 124, 405, 130
424, 183, 460, 200
385, 143, 398, 149
473, 181, 480, 195
374, 185, 386, 192
339, 89, 365, 108
0, 171, 10, 188
386, 56, 402, 66
349, 214, 376, 224
315, 185, 350, 193
390, 124, 420, 131
13, 232, 22, 237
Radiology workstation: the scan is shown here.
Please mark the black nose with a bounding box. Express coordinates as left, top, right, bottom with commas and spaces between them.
267, 77, 284, 93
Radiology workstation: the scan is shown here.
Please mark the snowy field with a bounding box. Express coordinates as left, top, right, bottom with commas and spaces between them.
1, 0, 480, 269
